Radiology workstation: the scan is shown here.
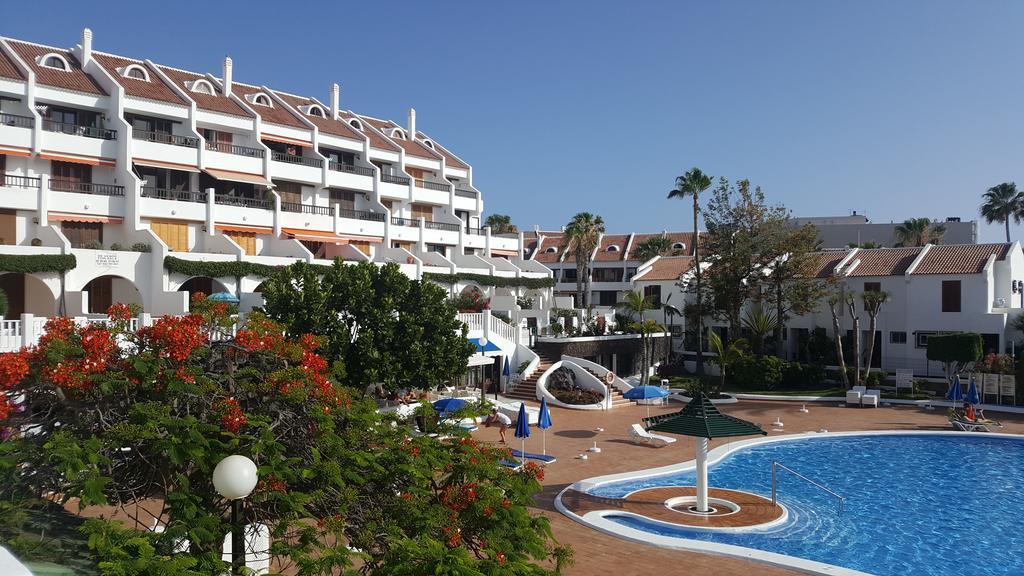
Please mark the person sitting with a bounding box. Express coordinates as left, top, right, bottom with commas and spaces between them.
964, 402, 976, 422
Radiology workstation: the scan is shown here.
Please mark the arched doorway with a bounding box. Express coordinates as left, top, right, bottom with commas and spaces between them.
0, 273, 57, 318
83, 275, 144, 315
178, 277, 230, 301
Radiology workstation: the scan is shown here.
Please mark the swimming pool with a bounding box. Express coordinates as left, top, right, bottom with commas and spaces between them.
566, 432, 1024, 576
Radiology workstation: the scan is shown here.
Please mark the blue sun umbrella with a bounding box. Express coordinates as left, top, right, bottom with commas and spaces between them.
208, 292, 240, 304
537, 397, 553, 455
624, 385, 670, 419
502, 356, 511, 391
965, 377, 981, 406
514, 402, 531, 465
432, 398, 467, 417
946, 375, 964, 406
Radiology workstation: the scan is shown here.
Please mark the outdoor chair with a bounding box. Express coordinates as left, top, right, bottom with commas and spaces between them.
862, 389, 881, 408
846, 385, 866, 406
629, 423, 677, 446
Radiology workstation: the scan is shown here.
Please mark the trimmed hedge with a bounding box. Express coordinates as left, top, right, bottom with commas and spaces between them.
926, 332, 983, 364
0, 254, 77, 274
423, 272, 555, 290
164, 256, 332, 279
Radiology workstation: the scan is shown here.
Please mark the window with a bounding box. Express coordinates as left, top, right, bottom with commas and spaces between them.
890, 331, 907, 344
423, 140, 434, 149
598, 291, 617, 306
592, 268, 624, 282
672, 242, 685, 250
625, 267, 638, 280
562, 268, 578, 282
643, 285, 662, 306
390, 128, 406, 139
348, 119, 363, 130
306, 105, 326, 117
941, 280, 961, 312
545, 246, 557, 253
61, 221, 102, 248
915, 331, 936, 349
122, 65, 149, 81
51, 160, 91, 191
190, 80, 215, 95
329, 189, 355, 212
250, 93, 273, 107
606, 245, 620, 252
427, 244, 446, 255
40, 54, 69, 71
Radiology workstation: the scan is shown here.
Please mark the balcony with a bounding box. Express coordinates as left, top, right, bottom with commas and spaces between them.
42, 120, 116, 140
419, 180, 451, 192
132, 130, 199, 148
2, 174, 41, 189
205, 141, 265, 158
391, 216, 414, 227
465, 226, 484, 236
339, 208, 385, 222
329, 162, 374, 177
50, 180, 124, 196
141, 186, 205, 203
454, 188, 477, 198
272, 152, 323, 168
0, 113, 34, 129
215, 194, 272, 210
381, 173, 410, 185
424, 221, 461, 233
280, 201, 333, 216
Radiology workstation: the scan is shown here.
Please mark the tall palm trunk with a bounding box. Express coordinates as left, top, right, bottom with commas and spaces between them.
846, 298, 861, 386
575, 253, 584, 309
828, 300, 849, 388
1006, 218, 1012, 243
864, 313, 878, 381
774, 281, 785, 358
693, 194, 704, 376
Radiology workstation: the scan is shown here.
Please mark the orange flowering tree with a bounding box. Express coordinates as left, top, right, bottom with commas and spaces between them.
0, 301, 568, 574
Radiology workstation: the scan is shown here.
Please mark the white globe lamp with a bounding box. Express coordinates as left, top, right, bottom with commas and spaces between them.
213, 455, 258, 500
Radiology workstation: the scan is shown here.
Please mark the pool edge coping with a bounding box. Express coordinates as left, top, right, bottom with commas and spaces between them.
555, 429, 1024, 576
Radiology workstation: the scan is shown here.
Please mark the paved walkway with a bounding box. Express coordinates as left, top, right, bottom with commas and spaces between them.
472, 399, 1024, 575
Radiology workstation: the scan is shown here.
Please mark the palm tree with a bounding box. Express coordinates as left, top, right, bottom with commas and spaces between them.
633, 235, 673, 263
980, 183, 1022, 243
668, 167, 712, 375
707, 330, 746, 397
616, 290, 657, 384
484, 214, 518, 235
861, 289, 889, 382
894, 218, 946, 247
563, 212, 605, 309
661, 293, 682, 362
826, 289, 850, 389
741, 302, 779, 356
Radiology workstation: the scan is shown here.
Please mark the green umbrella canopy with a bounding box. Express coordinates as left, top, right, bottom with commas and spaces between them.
643, 392, 766, 439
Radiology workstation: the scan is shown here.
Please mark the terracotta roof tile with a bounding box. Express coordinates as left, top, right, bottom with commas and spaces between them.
232, 81, 307, 130
625, 232, 697, 260
534, 234, 568, 263
417, 132, 468, 169
342, 112, 398, 151
0, 49, 24, 80
594, 234, 631, 262
844, 247, 922, 277
7, 41, 105, 95
637, 256, 695, 281
910, 243, 1011, 275
93, 53, 185, 105
804, 250, 851, 278
272, 92, 364, 140
158, 66, 251, 117
364, 118, 436, 159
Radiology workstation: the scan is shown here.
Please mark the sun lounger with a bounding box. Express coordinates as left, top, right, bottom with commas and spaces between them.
950, 416, 1002, 432
862, 389, 880, 408
510, 448, 557, 464
499, 459, 524, 470
629, 423, 677, 446
846, 385, 865, 406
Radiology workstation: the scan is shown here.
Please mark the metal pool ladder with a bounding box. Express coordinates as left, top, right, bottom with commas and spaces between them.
772, 461, 845, 513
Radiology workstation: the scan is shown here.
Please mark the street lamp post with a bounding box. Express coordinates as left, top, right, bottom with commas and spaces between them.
478, 337, 489, 404
213, 455, 259, 575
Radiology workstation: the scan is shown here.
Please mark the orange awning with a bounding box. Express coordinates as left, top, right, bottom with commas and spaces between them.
48, 212, 123, 224
39, 152, 115, 167
337, 234, 384, 244
0, 146, 31, 157
203, 168, 273, 188
491, 249, 518, 257
134, 158, 200, 173
261, 133, 311, 147
282, 228, 343, 243
215, 224, 273, 235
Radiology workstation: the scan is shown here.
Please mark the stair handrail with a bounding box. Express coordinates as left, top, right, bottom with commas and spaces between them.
772, 461, 844, 513
560, 354, 632, 393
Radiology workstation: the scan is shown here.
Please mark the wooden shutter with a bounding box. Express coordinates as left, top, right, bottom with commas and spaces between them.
941, 280, 961, 312
349, 241, 370, 256
150, 220, 189, 252
411, 203, 433, 222
226, 231, 256, 255
61, 221, 102, 248
275, 180, 302, 204
86, 276, 112, 314
329, 189, 355, 212
406, 167, 425, 186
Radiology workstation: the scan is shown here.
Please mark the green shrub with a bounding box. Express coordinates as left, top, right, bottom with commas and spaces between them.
109, 243, 123, 251
864, 371, 887, 388
782, 362, 826, 389
0, 288, 7, 318
83, 240, 103, 250
131, 242, 152, 253
730, 355, 786, 390
0, 254, 76, 274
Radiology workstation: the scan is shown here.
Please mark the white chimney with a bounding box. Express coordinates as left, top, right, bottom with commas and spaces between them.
408, 108, 417, 139
330, 83, 340, 119
222, 56, 233, 96
81, 28, 93, 66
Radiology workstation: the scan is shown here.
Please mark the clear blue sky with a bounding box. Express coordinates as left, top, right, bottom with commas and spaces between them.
5, 1, 1023, 242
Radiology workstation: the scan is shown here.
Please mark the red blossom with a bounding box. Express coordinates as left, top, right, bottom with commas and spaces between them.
106, 303, 134, 322
0, 350, 30, 389
216, 397, 247, 433
140, 315, 207, 362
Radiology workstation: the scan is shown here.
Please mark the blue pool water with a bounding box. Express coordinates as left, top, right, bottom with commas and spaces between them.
589, 434, 1024, 576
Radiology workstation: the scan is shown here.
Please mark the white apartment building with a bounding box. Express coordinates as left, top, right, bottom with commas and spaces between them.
791, 212, 977, 248
0, 30, 552, 330
632, 243, 1024, 376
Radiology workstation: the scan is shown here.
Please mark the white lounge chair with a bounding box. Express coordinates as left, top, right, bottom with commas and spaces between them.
846, 385, 865, 407
630, 423, 677, 446
862, 389, 880, 408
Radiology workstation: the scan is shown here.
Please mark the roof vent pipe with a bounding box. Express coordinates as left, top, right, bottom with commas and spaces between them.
330, 83, 340, 119
222, 56, 233, 96
81, 28, 93, 66
408, 108, 416, 140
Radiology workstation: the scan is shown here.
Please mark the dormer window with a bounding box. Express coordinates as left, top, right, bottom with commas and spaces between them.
545, 247, 557, 254
306, 105, 326, 118
423, 140, 434, 149
672, 242, 685, 250
390, 128, 406, 140
248, 93, 273, 107
120, 64, 150, 81
348, 119, 363, 130
189, 79, 215, 95
607, 245, 620, 252
39, 53, 70, 71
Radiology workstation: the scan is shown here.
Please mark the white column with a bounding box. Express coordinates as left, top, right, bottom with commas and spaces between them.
696, 437, 710, 513
20, 313, 35, 348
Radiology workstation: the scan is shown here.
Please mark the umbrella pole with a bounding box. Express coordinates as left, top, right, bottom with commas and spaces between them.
521, 438, 526, 466
696, 437, 709, 513
543, 430, 547, 456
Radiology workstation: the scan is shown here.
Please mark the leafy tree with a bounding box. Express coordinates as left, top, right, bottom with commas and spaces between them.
707, 331, 746, 396
0, 288, 7, 318
861, 289, 889, 382
741, 302, 778, 356
980, 182, 1022, 243
629, 319, 664, 387
668, 167, 712, 375
826, 288, 851, 388
632, 235, 676, 263
484, 214, 518, 235
763, 222, 830, 352
0, 303, 568, 574
894, 218, 946, 247
926, 332, 983, 384
847, 241, 882, 248
616, 290, 658, 384
660, 293, 683, 362
562, 212, 605, 309
261, 261, 474, 393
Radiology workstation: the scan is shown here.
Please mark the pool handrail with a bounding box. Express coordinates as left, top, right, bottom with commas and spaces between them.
772, 461, 845, 513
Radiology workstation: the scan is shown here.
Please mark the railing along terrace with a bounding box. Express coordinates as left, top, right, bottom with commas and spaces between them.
391, 216, 414, 227
50, 180, 125, 196
206, 141, 265, 158
419, 180, 451, 192
280, 201, 333, 216
489, 314, 517, 343
339, 208, 385, 222
0, 113, 34, 129
132, 130, 200, 148
457, 313, 484, 332
454, 188, 477, 198
271, 152, 323, 168
328, 162, 374, 176
2, 174, 41, 189
141, 187, 205, 203
42, 119, 116, 140
215, 194, 272, 210
465, 226, 484, 236
381, 173, 410, 185
424, 221, 461, 232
